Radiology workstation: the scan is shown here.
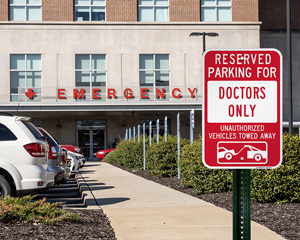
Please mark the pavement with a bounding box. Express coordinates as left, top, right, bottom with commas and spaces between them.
78, 161, 285, 240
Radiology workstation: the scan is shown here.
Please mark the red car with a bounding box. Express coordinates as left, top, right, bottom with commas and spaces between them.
61, 145, 83, 155
96, 148, 115, 159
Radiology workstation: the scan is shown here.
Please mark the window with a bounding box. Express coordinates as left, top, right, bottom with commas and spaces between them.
139, 54, 169, 100
22, 121, 44, 141
75, 0, 106, 21
10, 54, 42, 102
201, 0, 231, 21
0, 124, 17, 141
32, 120, 42, 127
10, 0, 42, 21
75, 54, 106, 99
138, 0, 169, 22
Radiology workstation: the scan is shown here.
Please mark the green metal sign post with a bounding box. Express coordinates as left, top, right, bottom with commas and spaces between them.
233, 169, 251, 240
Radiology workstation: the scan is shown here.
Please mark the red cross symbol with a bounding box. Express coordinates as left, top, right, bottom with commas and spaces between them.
25, 89, 36, 99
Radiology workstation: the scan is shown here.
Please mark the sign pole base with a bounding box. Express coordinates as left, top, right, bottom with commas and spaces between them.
233, 169, 251, 240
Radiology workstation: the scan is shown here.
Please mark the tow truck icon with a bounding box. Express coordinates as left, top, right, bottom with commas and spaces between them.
217, 142, 268, 164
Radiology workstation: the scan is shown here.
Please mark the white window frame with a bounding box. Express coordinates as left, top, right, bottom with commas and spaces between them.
10, 54, 42, 102
10, 0, 42, 21
75, 0, 106, 21
201, 0, 232, 22
138, 0, 169, 22
139, 54, 170, 100
75, 54, 107, 100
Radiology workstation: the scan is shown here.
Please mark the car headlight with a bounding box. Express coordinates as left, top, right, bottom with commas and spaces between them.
98, 151, 104, 154
74, 147, 80, 152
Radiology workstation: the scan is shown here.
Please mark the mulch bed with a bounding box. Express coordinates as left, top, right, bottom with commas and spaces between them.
0, 209, 116, 240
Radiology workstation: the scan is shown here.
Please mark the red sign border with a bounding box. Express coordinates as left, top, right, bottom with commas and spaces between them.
202, 49, 282, 169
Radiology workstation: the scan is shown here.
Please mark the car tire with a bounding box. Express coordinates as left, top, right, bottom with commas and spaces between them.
254, 154, 262, 161
225, 153, 233, 160
0, 175, 12, 198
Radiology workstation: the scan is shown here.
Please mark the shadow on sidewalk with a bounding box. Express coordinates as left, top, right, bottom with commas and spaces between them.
97, 197, 130, 206
89, 186, 115, 191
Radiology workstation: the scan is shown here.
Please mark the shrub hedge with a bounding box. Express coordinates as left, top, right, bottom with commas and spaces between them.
251, 133, 300, 203
180, 137, 233, 194
104, 137, 148, 170
146, 135, 189, 177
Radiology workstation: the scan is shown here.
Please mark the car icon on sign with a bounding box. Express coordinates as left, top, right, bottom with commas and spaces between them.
217, 142, 268, 164
217, 147, 236, 160
245, 145, 267, 161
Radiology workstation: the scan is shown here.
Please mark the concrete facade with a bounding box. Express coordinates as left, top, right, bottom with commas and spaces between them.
0, 23, 260, 103
0, 23, 260, 148
0, 0, 261, 159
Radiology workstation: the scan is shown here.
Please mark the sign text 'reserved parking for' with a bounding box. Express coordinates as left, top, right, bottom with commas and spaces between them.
203, 49, 282, 169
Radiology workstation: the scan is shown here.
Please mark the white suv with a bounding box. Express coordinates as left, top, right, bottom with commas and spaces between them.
0, 113, 54, 197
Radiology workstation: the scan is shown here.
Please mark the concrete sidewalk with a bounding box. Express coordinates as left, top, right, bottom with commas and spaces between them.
78, 161, 285, 240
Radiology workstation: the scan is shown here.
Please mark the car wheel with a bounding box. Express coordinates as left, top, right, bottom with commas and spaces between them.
254, 154, 262, 161
225, 153, 233, 160
0, 175, 12, 198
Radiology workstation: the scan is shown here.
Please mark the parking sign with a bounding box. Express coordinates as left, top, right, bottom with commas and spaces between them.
203, 49, 282, 169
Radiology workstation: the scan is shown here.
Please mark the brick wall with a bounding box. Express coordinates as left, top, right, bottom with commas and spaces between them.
170, 0, 200, 22
42, 0, 73, 21
232, 0, 258, 22
107, 0, 137, 22
0, 0, 262, 23
0, 0, 8, 21
259, 0, 300, 31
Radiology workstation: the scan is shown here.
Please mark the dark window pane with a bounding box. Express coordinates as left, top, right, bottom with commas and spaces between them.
76, 12, 89, 21
76, 71, 90, 87
0, 124, 17, 141
91, 12, 105, 21
22, 121, 44, 141
38, 128, 58, 146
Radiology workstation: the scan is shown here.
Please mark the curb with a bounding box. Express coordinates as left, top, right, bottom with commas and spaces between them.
76, 173, 101, 210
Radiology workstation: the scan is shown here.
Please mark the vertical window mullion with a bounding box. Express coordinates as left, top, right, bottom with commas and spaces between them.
25, 54, 27, 102
25, 54, 27, 92
90, 0, 93, 17
153, 54, 156, 89
90, 54, 92, 95
153, 54, 156, 101
89, 6, 92, 21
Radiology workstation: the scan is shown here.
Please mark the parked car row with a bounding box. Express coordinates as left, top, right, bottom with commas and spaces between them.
0, 112, 85, 198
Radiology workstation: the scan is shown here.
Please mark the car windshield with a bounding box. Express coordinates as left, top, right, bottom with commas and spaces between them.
218, 147, 227, 152
22, 121, 44, 141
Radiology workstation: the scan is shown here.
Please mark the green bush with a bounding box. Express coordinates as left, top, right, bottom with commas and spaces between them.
103, 142, 123, 165
146, 135, 190, 177
251, 133, 300, 203
180, 137, 233, 194
0, 195, 80, 225
104, 137, 148, 170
